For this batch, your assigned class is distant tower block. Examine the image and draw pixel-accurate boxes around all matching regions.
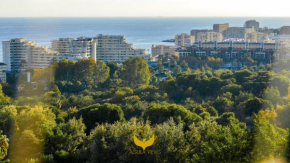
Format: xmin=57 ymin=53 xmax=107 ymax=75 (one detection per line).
xmin=92 ymin=40 xmax=97 ymax=61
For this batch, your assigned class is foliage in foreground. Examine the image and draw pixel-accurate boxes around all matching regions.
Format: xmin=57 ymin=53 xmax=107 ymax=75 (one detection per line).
xmin=1 ymin=57 xmax=290 ymax=162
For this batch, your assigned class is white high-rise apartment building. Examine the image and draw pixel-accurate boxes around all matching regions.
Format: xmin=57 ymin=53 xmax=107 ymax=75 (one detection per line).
xmin=2 ymin=38 xmax=59 ymax=73
xmin=175 ymin=33 xmax=194 ymax=47
xmin=51 ymin=37 xmax=97 ymax=61
xmin=94 ymin=34 xmax=151 ymax=62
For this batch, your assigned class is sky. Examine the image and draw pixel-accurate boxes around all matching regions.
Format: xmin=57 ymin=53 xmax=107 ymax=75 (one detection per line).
xmin=0 ymin=0 xmax=290 ymax=17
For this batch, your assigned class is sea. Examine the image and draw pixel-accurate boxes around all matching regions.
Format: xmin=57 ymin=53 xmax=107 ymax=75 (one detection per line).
xmin=1 ymin=17 xmax=290 ymax=60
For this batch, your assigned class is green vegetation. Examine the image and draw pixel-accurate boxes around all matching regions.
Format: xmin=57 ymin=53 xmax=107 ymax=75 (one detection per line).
xmin=1 ymin=56 xmax=290 ymax=162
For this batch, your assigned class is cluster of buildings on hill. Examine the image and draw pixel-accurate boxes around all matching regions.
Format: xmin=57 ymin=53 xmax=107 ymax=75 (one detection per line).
xmin=151 ymin=20 xmax=290 ymax=61
xmin=175 ymin=20 xmax=267 ymax=46
xmin=2 ymin=35 xmax=151 ymax=75
xmin=179 ymin=42 xmax=277 ymax=60
xmin=2 ymin=20 xmax=290 ymax=83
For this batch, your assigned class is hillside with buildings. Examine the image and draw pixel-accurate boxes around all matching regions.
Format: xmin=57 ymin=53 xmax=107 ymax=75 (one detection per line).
xmin=1 ymin=19 xmax=290 ymax=163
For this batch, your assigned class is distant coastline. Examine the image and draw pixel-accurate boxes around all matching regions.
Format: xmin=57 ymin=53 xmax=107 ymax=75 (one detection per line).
xmin=161 ymin=39 xmax=175 ymax=43
xmin=1 ymin=17 xmax=290 ymax=61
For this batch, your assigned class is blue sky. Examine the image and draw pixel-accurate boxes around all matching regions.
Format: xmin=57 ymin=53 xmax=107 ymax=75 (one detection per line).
xmin=0 ymin=0 xmax=289 ymax=17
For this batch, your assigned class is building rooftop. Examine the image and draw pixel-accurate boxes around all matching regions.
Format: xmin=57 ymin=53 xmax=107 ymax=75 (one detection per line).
xmin=194 ymin=41 xmax=276 ymax=45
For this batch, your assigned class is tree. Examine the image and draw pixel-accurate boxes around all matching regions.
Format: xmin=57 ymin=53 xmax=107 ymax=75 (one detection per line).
xmin=88 ymin=118 xmax=156 ymax=163
xmin=271 ymin=75 xmax=290 ymax=96
xmin=0 ymin=106 xmax=17 ymax=137
xmin=218 ymin=84 xmax=243 ymax=96
xmin=72 ymin=58 xmax=97 ymax=89
xmin=264 ymin=87 xmax=281 ymax=105
xmin=153 ymin=119 xmax=188 ymax=163
xmin=54 ymin=58 xmax=109 ymax=92
xmin=92 ymin=60 xmax=110 ymax=88
xmin=186 ymin=117 xmax=251 ymax=163
xmin=107 ymin=61 xmax=120 ymax=78
xmin=252 ymin=111 xmax=288 ymax=162
xmin=121 ymin=95 xmax=147 ymax=119
xmin=240 ymin=97 xmax=272 ymax=116
xmin=121 ymin=57 xmax=151 ymax=87
xmin=180 ymin=60 xmax=188 ymax=68
xmin=112 ymin=87 xmax=134 ymax=103
xmin=243 ymin=71 xmax=272 ymax=97
xmin=144 ymin=103 xmax=202 ymax=126
xmin=234 ymin=91 xmax=254 ymax=107
xmin=0 ymin=132 xmax=9 ymax=163
xmin=9 ymin=106 xmax=56 ymax=162
xmin=173 ymin=65 xmax=182 ymax=75
xmin=54 ymin=59 xmax=75 ymax=82
xmin=234 ymin=69 xmax=254 ymax=84
xmin=88 ymin=118 xmax=188 ymax=163
xmin=0 ymin=85 xmax=11 ymax=106
xmin=45 ymin=117 xmax=87 ymax=163
xmin=76 ymin=103 xmax=125 ymax=134
xmin=213 ymin=95 xmax=234 ymax=114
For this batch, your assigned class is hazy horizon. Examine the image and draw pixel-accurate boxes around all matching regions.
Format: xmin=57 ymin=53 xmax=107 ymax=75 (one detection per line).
xmin=1 ymin=0 xmax=290 ymax=17
xmin=1 ymin=16 xmax=290 ymax=18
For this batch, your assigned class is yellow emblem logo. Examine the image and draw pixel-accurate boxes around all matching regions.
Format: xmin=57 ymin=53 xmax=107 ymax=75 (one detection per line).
xmin=133 ymin=135 xmax=155 ymax=151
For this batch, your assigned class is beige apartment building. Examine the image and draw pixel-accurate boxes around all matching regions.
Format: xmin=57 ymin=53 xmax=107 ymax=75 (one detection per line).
xmin=175 ymin=33 xmax=194 ymax=47
xmin=223 ymin=27 xmax=245 ymax=39
xmin=197 ymin=31 xmax=223 ymax=42
xmin=94 ymin=34 xmax=151 ymax=63
xmin=151 ymin=45 xmax=176 ymax=56
xmin=223 ymin=26 xmax=263 ymax=41
xmin=2 ymin=38 xmax=59 ymax=72
xmin=280 ymin=26 xmax=290 ymax=35
xmin=190 ymin=29 xmax=212 ymax=42
xmin=213 ymin=23 xmax=229 ymax=33
xmin=245 ymin=32 xmax=269 ymax=42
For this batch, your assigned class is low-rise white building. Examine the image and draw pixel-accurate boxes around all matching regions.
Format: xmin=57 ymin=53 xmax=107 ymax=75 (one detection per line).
xmin=151 ymin=45 xmax=176 ymax=57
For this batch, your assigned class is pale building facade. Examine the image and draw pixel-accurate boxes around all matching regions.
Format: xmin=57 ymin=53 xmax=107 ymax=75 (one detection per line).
xmin=196 ymin=31 xmax=223 ymax=42
xmin=213 ymin=23 xmax=229 ymax=33
xmin=151 ymin=45 xmax=176 ymax=56
xmin=280 ymin=26 xmax=290 ymax=35
xmin=245 ymin=31 xmax=269 ymax=42
xmin=94 ymin=34 xmax=151 ymax=63
xmin=190 ymin=29 xmax=211 ymax=42
xmin=51 ymin=37 xmax=97 ymax=61
xmin=2 ymin=38 xmax=59 ymax=73
xmin=257 ymin=32 xmax=269 ymax=42
xmin=245 ymin=32 xmax=258 ymax=42
xmin=175 ymin=33 xmax=194 ymax=47
xmin=223 ymin=27 xmax=246 ymax=39
xmin=244 ymin=20 xmax=260 ymax=31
